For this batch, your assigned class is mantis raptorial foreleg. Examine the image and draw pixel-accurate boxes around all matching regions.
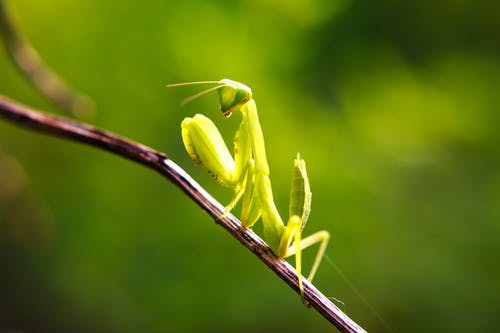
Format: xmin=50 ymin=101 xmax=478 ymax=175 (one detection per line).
xmin=168 ymin=79 xmax=330 ymax=298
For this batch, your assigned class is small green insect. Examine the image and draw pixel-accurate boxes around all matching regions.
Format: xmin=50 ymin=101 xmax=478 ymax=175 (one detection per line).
xmin=168 ymin=79 xmax=330 ymax=296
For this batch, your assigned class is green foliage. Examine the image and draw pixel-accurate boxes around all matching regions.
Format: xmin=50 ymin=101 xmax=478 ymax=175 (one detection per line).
xmin=1 ymin=0 xmax=499 ymax=332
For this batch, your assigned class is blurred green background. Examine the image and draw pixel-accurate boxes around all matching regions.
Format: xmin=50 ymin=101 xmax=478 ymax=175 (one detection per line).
xmin=1 ymin=0 xmax=499 ymax=332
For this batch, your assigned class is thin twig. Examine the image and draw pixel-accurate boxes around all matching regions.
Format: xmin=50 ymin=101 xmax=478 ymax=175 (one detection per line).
xmin=0 ymin=0 xmax=95 ymax=118
xmin=0 ymin=95 xmax=367 ymax=333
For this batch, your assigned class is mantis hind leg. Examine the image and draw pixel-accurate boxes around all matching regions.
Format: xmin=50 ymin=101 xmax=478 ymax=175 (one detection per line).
xmin=297 ymin=230 xmax=330 ymax=282
xmin=277 ymin=216 xmax=304 ymax=296
xmin=279 ymin=221 xmax=330 ymax=297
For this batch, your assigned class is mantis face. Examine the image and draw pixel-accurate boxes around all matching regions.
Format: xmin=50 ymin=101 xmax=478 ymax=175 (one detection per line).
xmin=217 ymin=79 xmax=252 ymax=117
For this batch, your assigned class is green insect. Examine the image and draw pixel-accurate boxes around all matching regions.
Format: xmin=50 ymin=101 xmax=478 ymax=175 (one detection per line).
xmin=168 ymin=79 xmax=330 ymax=296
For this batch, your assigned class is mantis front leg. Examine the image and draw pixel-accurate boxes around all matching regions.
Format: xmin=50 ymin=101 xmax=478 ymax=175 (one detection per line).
xmin=181 ymin=113 xmax=259 ymax=223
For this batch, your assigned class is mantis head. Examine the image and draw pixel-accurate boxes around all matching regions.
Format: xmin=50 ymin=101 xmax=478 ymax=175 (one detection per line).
xmin=217 ymin=79 xmax=252 ymax=117
xmin=167 ymin=79 xmax=253 ymax=118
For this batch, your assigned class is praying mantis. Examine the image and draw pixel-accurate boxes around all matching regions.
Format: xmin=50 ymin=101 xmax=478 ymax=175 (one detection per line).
xmin=168 ymin=79 xmax=330 ymax=297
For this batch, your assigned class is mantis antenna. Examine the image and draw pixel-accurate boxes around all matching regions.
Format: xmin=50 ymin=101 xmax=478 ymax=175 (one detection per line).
xmin=167 ymin=81 xmax=226 ymax=107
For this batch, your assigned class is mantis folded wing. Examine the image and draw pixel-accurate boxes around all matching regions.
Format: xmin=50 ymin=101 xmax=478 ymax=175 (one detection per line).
xmin=169 ymin=79 xmax=330 ymax=297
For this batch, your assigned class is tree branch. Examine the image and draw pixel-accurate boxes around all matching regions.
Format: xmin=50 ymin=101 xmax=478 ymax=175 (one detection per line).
xmin=0 ymin=95 xmax=367 ymax=333
xmin=0 ymin=0 xmax=94 ymax=118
